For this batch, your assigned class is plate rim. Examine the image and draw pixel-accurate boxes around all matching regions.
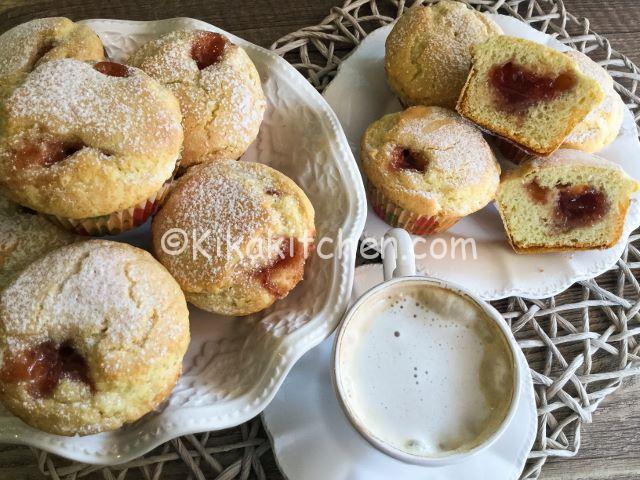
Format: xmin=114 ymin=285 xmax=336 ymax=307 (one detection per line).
xmin=0 ymin=16 xmax=367 ymax=465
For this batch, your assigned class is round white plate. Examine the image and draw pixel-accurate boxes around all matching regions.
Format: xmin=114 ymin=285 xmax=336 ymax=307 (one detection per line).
xmin=323 ymin=14 xmax=640 ymax=300
xmin=263 ymin=264 xmax=537 ymax=480
xmin=0 ymin=18 xmax=366 ymax=464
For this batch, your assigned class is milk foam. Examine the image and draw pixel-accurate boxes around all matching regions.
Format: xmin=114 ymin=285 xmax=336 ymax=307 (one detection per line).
xmin=338 ymin=283 xmax=515 ymax=458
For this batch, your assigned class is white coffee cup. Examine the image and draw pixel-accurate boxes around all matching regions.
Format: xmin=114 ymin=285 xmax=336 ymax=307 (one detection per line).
xmin=332 ymin=228 xmax=522 ymax=466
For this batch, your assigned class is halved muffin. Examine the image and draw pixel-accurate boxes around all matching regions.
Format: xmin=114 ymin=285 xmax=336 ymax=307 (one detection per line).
xmin=457 ymin=36 xmax=604 ymax=156
xmin=495 ymin=149 xmax=638 ymax=253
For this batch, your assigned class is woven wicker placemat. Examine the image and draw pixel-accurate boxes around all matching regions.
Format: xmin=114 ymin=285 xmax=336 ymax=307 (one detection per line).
xmin=31 ymin=1 xmax=640 ymax=479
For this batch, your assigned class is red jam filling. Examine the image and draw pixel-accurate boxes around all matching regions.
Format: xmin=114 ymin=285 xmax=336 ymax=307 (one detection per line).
xmin=14 ymin=140 xmax=82 ymax=169
xmin=256 ymin=238 xmax=307 ymax=298
xmin=191 ymin=32 xmax=227 ymax=70
xmin=555 ymin=185 xmax=609 ymax=229
xmin=524 ymin=180 xmax=609 ymax=230
xmin=94 ymin=61 xmax=130 ymax=77
xmin=0 ymin=341 xmax=94 ymax=398
xmin=489 ymin=61 xmax=576 ymax=112
xmin=390 ymin=147 xmax=428 ymax=173
xmin=525 ymin=180 xmax=552 ymax=204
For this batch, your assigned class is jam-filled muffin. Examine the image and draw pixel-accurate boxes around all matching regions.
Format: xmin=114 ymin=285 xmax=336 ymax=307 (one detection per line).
xmin=457 ymin=36 xmax=604 ymax=156
xmin=0 ymin=194 xmax=76 ymax=288
xmin=385 ymin=1 xmax=501 ymax=109
xmin=0 ymin=240 xmax=190 ymax=436
xmin=361 ymin=106 xmax=500 ymax=235
xmin=0 ymin=58 xmax=183 ymax=235
xmin=496 ymin=149 xmax=638 ymax=253
xmin=152 ymin=160 xmax=315 ymax=316
xmin=0 ymin=17 xmax=104 ymax=99
xmin=128 ymin=30 xmax=266 ymax=168
xmin=498 ymin=50 xmax=626 ymax=163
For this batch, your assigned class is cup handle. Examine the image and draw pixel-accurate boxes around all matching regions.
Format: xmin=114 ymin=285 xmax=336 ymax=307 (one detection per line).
xmin=382 ymin=228 xmax=416 ymax=281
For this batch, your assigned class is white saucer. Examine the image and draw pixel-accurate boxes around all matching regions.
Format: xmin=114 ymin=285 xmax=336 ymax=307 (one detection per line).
xmin=263 ymin=264 xmax=537 ymax=480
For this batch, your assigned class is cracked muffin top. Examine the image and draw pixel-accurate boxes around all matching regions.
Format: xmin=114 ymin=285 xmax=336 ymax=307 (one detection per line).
xmin=0 ymin=240 xmax=190 ymax=436
xmin=128 ymin=30 xmax=266 ymax=168
xmin=0 ymin=58 xmax=183 ymax=219
xmin=360 ymin=106 xmax=500 ymax=218
xmin=0 ymin=17 xmax=104 ymax=100
xmin=385 ymin=1 xmax=501 ymax=109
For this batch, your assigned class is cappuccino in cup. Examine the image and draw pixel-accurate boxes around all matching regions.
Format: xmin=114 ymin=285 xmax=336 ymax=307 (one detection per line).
xmin=335 ymin=280 xmax=517 ymax=461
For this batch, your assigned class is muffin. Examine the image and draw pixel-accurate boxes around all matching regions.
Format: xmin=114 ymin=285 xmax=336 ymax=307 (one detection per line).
xmin=497 ymin=50 xmax=626 ymax=163
xmin=563 ymin=50 xmax=625 ymax=153
xmin=152 ymin=160 xmax=315 ymax=316
xmin=0 ymin=58 xmax=183 ymax=235
xmin=496 ymin=149 xmax=638 ymax=253
xmin=0 ymin=17 xmax=104 ymax=99
xmin=385 ymin=1 xmax=501 ymax=109
xmin=361 ymin=106 xmax=500 ymax=234
xmin=457 ymin=36 xmax=604 ymax=156
xmin=0 ymin=193 xmax=76 ymax=288
xmin=128 ymin=30 xmax=266 ymax=168
xmin=0 ymin=240 xmax=190 ymax=436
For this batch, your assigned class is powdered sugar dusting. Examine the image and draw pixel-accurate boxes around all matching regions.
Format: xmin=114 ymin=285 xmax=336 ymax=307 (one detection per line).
xmin=387 ymin=107 xmax=497 ymax=189
xmin=198 ymin=61 xmax=264 ymax=136
xmin=565 ymin=50 xmax=624 ymax=146
xmin=0 ymin=240 xmax=186 ymax=356
xmin=0 ymin=18 xmax=64 ymax=77
xmin=384 ymin=1 xmax=501 ymax=108
xmin=0 ymin=240 xmax=189 ymax=435
xmin=128 ymin=30 xmax=266 ymax=164
xmin=362 ymin=106 xmax=500 ymax=216
xmin=128 ymin=30 xmax=201 ymax=83
xmin=5 ymin=59 xmax=181 ymax=155
xmin=156 ymin=161 xmax=273 ymax=284
xmin=0 ymin=194 xmax=76 ymax=287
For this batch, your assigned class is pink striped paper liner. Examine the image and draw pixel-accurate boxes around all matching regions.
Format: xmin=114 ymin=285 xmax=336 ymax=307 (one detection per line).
xmin=47 ymin=166 xmax=178 ymax=236
xmin=366 ymin=180 xmax=460 ymax=235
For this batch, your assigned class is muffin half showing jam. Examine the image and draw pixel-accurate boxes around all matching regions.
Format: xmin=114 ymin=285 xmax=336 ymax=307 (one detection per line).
xmin=457 ymin=36 xmax=604 ymax=156
xmin=495 ymin=149 xmax=638 ymax=253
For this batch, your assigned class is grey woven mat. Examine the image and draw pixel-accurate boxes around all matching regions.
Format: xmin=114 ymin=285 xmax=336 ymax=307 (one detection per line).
xmin=32 ymin=1 xmax=640 ymax=479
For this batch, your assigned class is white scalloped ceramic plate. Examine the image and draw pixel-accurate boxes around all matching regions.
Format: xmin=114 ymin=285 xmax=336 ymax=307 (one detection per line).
xmin=0 ymin=18 xmax=366 ymax=464
xmin=263 ymin=264 xmax=537 ymax=480
xmin=323 ymin=15 xmax=640 ymax=300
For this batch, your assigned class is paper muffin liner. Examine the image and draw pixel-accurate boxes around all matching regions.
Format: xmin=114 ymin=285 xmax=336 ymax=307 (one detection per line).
xmin=47 ymin=173 xmax=176 ymax=236
xmin=366 ymin=180 xmax=460 ymax=235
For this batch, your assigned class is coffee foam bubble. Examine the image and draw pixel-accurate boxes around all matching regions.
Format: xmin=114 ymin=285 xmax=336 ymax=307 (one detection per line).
xmin=338 ymin=282 xmax=515 ymax=458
